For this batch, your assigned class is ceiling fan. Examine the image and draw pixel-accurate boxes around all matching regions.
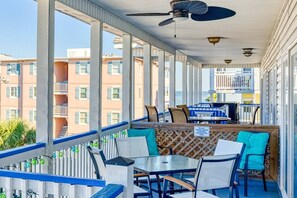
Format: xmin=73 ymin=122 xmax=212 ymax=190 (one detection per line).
xmin=126 ymin=0 xmax=236 ymax=26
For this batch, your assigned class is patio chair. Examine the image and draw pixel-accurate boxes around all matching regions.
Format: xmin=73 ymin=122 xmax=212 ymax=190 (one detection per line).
xmin=115 ymin=136 xmax=150 ymax=158
xmin=87 ymin=146 xmax=151 ymax=198
xmin=168 ymin=107 xmax=188 ymax=123
xmin=162 ymin=154 xmax=241 ymax=198
xmin=176 ymin=104 xmax=190 ymax=118
xmin=236 ymin=131 xmax=270 ymax=196
xmin=145 ymin=105 xmax=159 ymax=122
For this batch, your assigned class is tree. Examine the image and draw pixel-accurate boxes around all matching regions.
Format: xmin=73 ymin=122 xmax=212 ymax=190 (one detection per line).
xmin=0 ymin=119 xmax=36 ymax=150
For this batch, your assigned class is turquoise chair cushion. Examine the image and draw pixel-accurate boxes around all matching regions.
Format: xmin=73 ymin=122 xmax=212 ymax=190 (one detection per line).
xmin=128 ymin=128 xmax=159 ymax=156
xmin=237 ymin=131 xmax=269 ymax=170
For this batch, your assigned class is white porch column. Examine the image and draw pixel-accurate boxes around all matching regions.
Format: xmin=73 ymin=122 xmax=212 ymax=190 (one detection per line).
xmin=158 ymin=50 xmax=165 ymax=114
xmin=89 ymin=21 xmax=102 ymax=132
xmin=169 ymin=54 xmax=176 ymax=107
xmin=188 ymin=64 xmax=193 ymax=105
xmin=36 ymin=0 xmax=55 ymax=174
xmin=122 ymin=34 xmax=132 ymax=122
xmin=143 ymin=43 xmax=151 ymax=106
xmin=193 ymin=66 xmax=198 ymax=104
xmin=198 ymin=67 xmax=202 ymax=102
xmin=182 ymin=61 xmax=187 ymax=104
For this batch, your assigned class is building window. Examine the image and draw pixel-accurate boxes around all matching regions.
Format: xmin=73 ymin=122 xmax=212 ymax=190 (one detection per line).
xmin=75 ymin=112 xmax=88 ymax=125
xmin=75 ymin=61 xmax=90 ymax=75
xmin=107 ymin=61 xmax=122 ymax=75
xmin=7 ymin=63 xmax=20 ymax=75
xmin=7 ymin=86 xmax=20 ymax=98
xmin=29 ymin=110 xmax=37 ymax=122
xmin=29 ymin=86 xmax=37 ymax=99
xmin=107 ymin=112 xmax=121 ymax=125
xmin=6 ymin=109 xmax=19 ymax=120
xmin=30 ymin=62 xmax=37 ymax=75
xmin=107 ymin=87 xmax=122 ymax=100
xmin=75 ymin=87 xmax=89 ymax=99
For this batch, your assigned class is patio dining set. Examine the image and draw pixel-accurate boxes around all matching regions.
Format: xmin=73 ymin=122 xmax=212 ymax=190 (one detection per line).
xmin=88 ymin=127 xmax=270 ymax=198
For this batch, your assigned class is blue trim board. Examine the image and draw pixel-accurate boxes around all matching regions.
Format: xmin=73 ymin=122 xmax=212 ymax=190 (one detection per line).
xmin=54 ymin=130 xmax=97 ymax=145
xmin=132 ymin=116 xmax=148 ymax=122
xmin=0 ymin=170 xmax=105 ymax=187
xmin=0 ymin=142 xmax=45 ymax=158
xmin=102 ymin=121 xmax=129 ymax=132
xmin=91 ymin=184 xmax=123 ymax=198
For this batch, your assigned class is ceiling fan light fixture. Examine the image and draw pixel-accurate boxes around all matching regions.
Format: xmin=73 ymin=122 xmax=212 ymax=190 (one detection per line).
xmin=243 ymin=52 xmax=253 ymax=57
xmin=207 ymin=37 xmax=221 ymax=45
xmin=243 ymin=48 xmax=253 ymax=53
xmin=224 ymin=59 xmax=232 ymax=64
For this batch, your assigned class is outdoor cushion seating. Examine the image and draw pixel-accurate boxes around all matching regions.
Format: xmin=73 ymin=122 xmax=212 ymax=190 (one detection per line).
xmin=236 ymin=131 xmax=270 ymax=196
xmin=163 ymin=154 xmax=241 ymax=198
xmin=176 ymin=104 xmax=190 ymax=118
xmin=145 ymin=105 xmax=159 ymax=122
xmin=87 ymin=146 xmax=151 ymax=197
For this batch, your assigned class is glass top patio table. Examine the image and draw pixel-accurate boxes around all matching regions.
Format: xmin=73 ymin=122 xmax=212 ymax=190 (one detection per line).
xmin=132 ymin=155 xmax=198 ymax=175
xmin=188 ymin=116 xmax=231 ymax=123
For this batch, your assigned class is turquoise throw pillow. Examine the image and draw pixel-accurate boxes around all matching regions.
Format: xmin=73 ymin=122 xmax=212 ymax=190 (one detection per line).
xmin=237 ymin=131 xmax=269 ymax=170
xmin=128 ymin=128 xmax=159 ymax=156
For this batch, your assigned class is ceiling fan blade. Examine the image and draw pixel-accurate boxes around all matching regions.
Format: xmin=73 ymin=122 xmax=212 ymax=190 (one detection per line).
xmin=159 ymin=18 xmax=174 ymax=26
xmin=191 ymin=6 xmax=236 ymax=21
xmin=126 ymin=13 xmax=170 ymax=16
xmin=173 ymin=1 xmax=208 ymax=15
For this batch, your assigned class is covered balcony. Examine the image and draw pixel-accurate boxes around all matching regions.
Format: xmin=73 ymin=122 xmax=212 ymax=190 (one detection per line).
xmin=0 ymin=0 xmax=294 ymax=197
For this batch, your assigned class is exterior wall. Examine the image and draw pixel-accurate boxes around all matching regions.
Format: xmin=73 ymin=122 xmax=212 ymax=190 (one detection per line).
xmin=133 ymin=58 xmax=144 ymax=119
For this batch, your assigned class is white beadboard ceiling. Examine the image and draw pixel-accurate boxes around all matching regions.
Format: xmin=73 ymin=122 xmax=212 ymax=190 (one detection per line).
xmin=88 ymin=0 xmax=284 ymax=65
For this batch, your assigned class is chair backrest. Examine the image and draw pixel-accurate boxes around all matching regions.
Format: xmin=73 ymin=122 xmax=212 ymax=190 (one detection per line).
xmin=169 ymin=107 xmax=188 ymax=123
xmin=193 ymin=154 xmax=241 ymax=194
xmin=145 ymin=105 xmax=159 ymax=122
xmin=236 ymin=131 xmax=270 ymax=170
xmin=250 ymin=106 xmax=260 ymax=125
xmin=115 ymin=137 xmax=150 ymax=158
xmin=214 ymin=139 xmax=245 ymax=156
xmin=176 ymin=104 xmax=190 ymax=118
xmin=87 ymin=146 xmax=107 ymax=179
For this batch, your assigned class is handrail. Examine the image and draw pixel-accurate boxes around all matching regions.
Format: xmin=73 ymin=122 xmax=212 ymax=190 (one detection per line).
xmin=102 ymin=121 xmax=129 ymax=132
xmin=0 ymin=169 xmax=105 ymax=187
xmin=0 ymin=142 xmax=45 ymax=158
xmin=91 ymin=184 xmax=124 ymax=198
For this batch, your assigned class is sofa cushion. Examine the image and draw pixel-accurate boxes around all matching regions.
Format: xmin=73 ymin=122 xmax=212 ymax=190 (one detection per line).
xmin=128 ymin=128 xmax=159 ymax=156
xmin=237 ymin=131 xmax=269 ymax=170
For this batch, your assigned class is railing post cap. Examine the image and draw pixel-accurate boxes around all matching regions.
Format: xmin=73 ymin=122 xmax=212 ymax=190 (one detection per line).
xmin=106 ymin=156 xmax=134 ymax=167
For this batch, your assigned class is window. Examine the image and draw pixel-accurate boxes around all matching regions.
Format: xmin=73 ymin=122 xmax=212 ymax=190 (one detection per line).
xmin=6 ymin=109 xmax=19 ymax=120
xmin=30 ymin=62 xmax=37 ymax=75
xmin=29 ymin=110 xmax=36 ymax=122
xmin=75 ymin=61 xmax=90 ymax=75
xmin=7 ymin=63 xmax=20 ymax=75
xmin=107 ymin=61 xmax=122 ymax=75
xmin=29 ymin=86 xmax=37 ymax=99
xmin=7 ymin=86 xmax=20 ymax=98
xmin=107 ymin=87 xmax=122 ymax=100
xmin=75 ymin=87 xmax=89 ymax=99
xmin=107 ymin=112 xmax=121 ymax=125
xmin=75 ymin=112 xmax=88 ymax=125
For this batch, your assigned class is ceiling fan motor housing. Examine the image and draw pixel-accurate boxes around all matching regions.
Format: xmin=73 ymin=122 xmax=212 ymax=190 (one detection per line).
xmin=173 ymin=10 xmax=189 ymax=19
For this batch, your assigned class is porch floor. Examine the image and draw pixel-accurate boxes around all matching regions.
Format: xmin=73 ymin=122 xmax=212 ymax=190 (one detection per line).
xmin=149 ymin=178 xmax=281 ymax=198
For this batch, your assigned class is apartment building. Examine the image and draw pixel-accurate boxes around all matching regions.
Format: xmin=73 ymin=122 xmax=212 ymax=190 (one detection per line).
xmin=0 ymin=49 xmax=168 ymax=137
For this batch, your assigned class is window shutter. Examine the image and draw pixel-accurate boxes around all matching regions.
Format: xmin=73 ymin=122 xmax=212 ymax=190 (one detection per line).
xmin=87 ymin=88 xmax=90 ymax=99
xmin=75 ymin=87 xmax=79 ymax=99
xmin=75 ymin=62 xmax=80 ymax=75
xmin=6 ymin=110 xmax=10 ymax=120
xmin=7 ymin=64 xmax=10 ymax=75
xmin=29 ymin=87 xmax=33 ymax=98
xmin=107 ymin=87 xmax=112 ymax=100
xmin=30 ymin=64 xmax=33 ymax=75
xmin=86 ymin=113 xmax=89 ymax=124
xmin=6 ymin=87 xmax=10 ymax=98
xmin=17 ymin=64 xmax=20 ymax=75
xmin=17 ymin=86 xmax=20 ymax=98
xmin=108 ymin=62 xmax=112 ymax=74
xmin=107 ymin=113 xmax=111 ymax=125
xmin=119 ymin=113 xmax=122 ymax=122
xmin=16 ymin=109 xmax=20 ymax=118
xmin=119 ymin=88 xmax=122 ymax=99
xmin=29 ymin=110 xmax=33 ymax=122
xmin=87 ymin=62 xmax=90 ymax=74
xmin=75 ymin=112 xmax=79 ymax=124
xmin=119 ymin=62 xmax=123 ymax=74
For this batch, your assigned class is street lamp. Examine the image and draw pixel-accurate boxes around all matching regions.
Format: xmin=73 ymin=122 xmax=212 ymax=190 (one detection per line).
xmin=0 ymin=76 xmax=9 ymax=121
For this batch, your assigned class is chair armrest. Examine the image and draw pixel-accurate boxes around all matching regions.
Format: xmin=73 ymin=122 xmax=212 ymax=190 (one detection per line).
xmin=134 ymin=173 xmax=148 ymax=178
xmin=157 ymin=145 xmax=173 ymax=155
xmin=163 ymin=176 xmax=195 ymax=191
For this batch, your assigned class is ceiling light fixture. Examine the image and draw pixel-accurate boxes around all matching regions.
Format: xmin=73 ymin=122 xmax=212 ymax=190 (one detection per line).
xmin=224 ymin=59 xmax=232 ymax=64
xmin=207 ymin=37 xmax=221 ymax=45
xmin=243 ymin=52 xmax=253 ymax=57
xmin=243 ymin=48 xmax=253 ymax=57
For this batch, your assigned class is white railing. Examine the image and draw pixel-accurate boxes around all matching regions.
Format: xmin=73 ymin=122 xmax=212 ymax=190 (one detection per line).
xmin=215 ymin=71 xmax=253 ymax=93
xmin=239 ymin=104 xmax=261 ymax=124
xmin=54 ymin=82 xmax=68 ymax=94
xmin=54 ymin=105 xmax=68 ymax=117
